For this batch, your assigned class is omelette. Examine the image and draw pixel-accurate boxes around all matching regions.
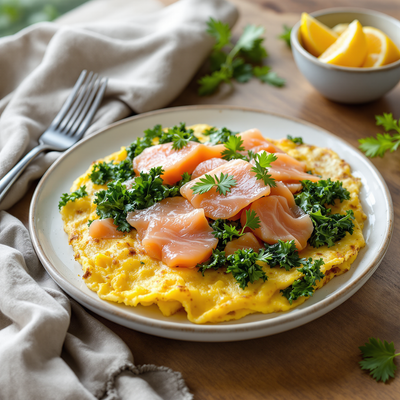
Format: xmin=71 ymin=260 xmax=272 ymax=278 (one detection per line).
xmin=60 ymin=124 xmax=366 ymax=324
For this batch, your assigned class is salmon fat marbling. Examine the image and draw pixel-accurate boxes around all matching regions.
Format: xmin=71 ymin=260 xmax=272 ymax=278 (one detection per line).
xmin=60 ymin=124 xmax=366 ymax=324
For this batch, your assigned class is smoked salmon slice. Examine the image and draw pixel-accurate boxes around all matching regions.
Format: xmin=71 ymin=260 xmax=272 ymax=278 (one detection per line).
xmin=142 ymin=209 xmax=218 ymax=268
xmin=224 ymin=232 xmax=263 ymax=256
xmin=243 ymin=195 xmax=313 ymax=251
xmin=255 ymin=151 xmax=320 ymax=183
xmin=126 ymin=197 xmax=194 ymax=239
xmin=133 ymin=141 xmax=224 ymax=185
xmin=180 ymin=159 xmax=271 ymax=220
xmin=191 ymin=158 xmax=228 ymax=180
xmin=239 ymin=129 xmax=285 ymax=153
xmin=269 ymin=181 xmax=296 ymax=208
xmin=89 ymin=218 xmax=125 ymax=239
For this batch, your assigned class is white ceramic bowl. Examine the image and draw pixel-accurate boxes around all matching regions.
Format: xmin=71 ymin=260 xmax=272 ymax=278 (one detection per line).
xmin=291 ymin=8 xmax=400 ymax=104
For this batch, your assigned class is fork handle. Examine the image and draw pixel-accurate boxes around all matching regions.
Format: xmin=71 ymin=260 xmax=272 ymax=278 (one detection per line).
xmin=0 ymin=144 xmax=50 ymax=205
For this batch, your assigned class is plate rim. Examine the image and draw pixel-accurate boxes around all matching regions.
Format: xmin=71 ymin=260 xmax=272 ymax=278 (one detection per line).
xmin=29 ymin=105 xmax=394 ymax=337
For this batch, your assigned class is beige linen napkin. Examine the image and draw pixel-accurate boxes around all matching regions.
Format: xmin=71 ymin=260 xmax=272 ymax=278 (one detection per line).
xmin=0 ymin=0 xmax=238 ymax=399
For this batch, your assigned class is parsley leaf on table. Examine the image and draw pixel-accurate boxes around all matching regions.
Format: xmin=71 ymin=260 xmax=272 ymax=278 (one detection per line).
xmin=359 ymin=338 xmax=400 ymax=382
xmin=191 ymin=172 xmax=237 ymax=196
xmin=250 ymin=152 xmax=277 ymax=186
xmin=253 ymin=67 xmax=285 ymax=87
xmin=359 ymin=113 xmax=400 ymax=158
xmin=89 ymin=159 xmax=134 ymax=186
xmin=287 ymin=135 xmax=303 ymax=145
xmin=58 ymin=185 xmax=88 ymax=210
xmin=199 ymin=18 xmax=284 ymax=95
xmin=203 ymin=126 xmax=238 ymax=145
xmin=278 ymin=25 xmax=292 ymax=48
xmin=281 ymin=257 xmax=325 ymax=304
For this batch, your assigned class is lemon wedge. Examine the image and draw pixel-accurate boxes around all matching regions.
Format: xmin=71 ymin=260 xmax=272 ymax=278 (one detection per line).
xmin=300 ymin=13 xmax=338 ymax=57
xmin=332 ymin=23 xmax=349 ymax=35
xmin=362 ymin=26 xmax=400 ymax=67
xmin=319 ymin=20 xmax=368 ymax=67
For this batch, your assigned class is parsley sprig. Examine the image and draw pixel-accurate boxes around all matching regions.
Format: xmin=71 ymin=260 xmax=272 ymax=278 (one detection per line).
xmin=59 ymin=185 xmax=88 ymax=210
xmin=93 ymin=167 xmax=188 ymax=232
xmin=198 ymin=18 xmax=285 ymax=95
xmin=126 ymin=124 xmax=162 ymax=159
xmin=191 ymin=172 xmax=237 ymax=196
xmin=359 ymin=113 xmax=400 ymax=157
xmin=295 ymin=179 xmax=355 ymax=248
xmin=359 ymin=338 xmax=400 ymax=382
xmin=158 ymin=123 xmax=200 ymax=150
xmin=221 ymin=135 xmax=246 ymax=160
xmin=250 ymin=152 xmax=277 ymax=186
xmin=278 ymin=25 xmax=292 ymax=48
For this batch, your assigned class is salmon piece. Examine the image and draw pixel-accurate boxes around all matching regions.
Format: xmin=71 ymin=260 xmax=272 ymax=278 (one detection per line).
xmin=269 ymin=182 xmax=296 ymax=207
xmin=255 ymin=151 xmax=320 ymax=183
xmin=239 ymin=129 xmax=285 ymax=153
xmin=126 ymin=197 xmax=194 ymax=240
xmin=180 ymin=159 xmax=271 ymax=220
xmin=286 ymin=183 xmax=303 ymax=194
xmin=133 ymin=141 xmax=224 ymax=185
xmin=191 ymin=158 xmax=228 ymax=180
xmin=89 ymin=218 xmax=125 ymax=239
xmin=243 ymin=196 xmax=313 ymax=251
xmin=142 ymin=209 xmax=218 ymax=268
xmin=224 ymin=232 xmax=263 ymax=256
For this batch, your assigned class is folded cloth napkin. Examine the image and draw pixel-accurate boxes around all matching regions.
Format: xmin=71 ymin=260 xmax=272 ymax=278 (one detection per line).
xmin=0 ymin=0 xmax=238 ymax=399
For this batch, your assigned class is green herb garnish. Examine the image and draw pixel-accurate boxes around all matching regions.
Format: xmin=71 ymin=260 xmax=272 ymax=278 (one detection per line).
xmin=264 ymin=240 xmax=303 ymax=271
xmin=359 ymin=113 xmax=400 ymax=157
xmin=89 ymin=159 xmax=134 ymax=186
xmin=203 ymin=126 xmax=238 ymax=145
xmin=250 ymin=151 xmax=277 ymax=186
xmin=126 ymin=124 xmax=162 ymax=159
xmin=281 ymin=257 xmax=325 ymax=304
xmin=198 ymin=18 xmax=284 ymax=95
xmin=278 ymin=25 xmax=292 ymax=48
xmin=58 ymin=185 xmax=88 ymax=210
xmin=359 ymin=338 xmax=399 ymax=382
xmin=191 ymin=172 xmax=237 ymax=196
xmin=287 ymin=135 xmax=303 ymax=145
xmin=158 ymin=123 xmax=200 ymax=150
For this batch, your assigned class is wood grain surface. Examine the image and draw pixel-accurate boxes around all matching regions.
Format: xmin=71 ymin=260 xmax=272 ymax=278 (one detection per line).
xmin=8 ymin=0 xmax=400 ymax=399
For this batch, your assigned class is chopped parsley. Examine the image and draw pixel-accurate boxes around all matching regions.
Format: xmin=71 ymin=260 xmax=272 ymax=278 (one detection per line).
xmin=264 ymin=240 xmax=303 ymax=271
xmin=295 ymin=179 xmax=355 ymax=248
xmin=89 ymin=159 xmax=134 ymax=186
xmin=281 ymin=257 xmax=325 ymax=304
xmin=359 ymin=338 xmax=400 ymax=382
xmin=287 ymin=135 xmax=303 ymax=145
xmin=203 ymin=126 xmax=238 ymax=145
xmin=58 ymin=185 xmax=88 ymax=210
xmin=191 ymin=172 xmax=237 ymax=196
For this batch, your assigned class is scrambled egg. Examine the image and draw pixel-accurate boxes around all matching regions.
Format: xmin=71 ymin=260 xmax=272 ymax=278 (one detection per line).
xmin=60 ymin=125 xmax=366 ymax=324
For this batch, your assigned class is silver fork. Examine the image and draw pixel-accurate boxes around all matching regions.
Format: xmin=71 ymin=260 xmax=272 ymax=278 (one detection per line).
xmin=0 ymin=70 xmax=108 ymax=204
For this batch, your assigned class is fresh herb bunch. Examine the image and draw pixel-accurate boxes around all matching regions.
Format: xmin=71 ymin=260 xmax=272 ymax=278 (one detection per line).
xmin=93 ymin=167 xmax=187 ymax=232
xmin=359 ymin=113 xmax=400 ymax=158
xmin=295 ymin=179 xmax=355 ymax=248
xmin=359 ymin=338 xmax=400 ymax=382
xmin=287 ymin=135 xmax=303 ymax=145
xmin=191 ymin=172 xmax=237 ymax=196
xmin=281 ymin=257 xmax=325 ymax=304
xmin=203 ymin=126 xmax=238 ymax=145
xmin=211 ymin=210 xmax=261 ymax=249
xmin=198 ymin=18 xmax=285 ymax=95
xmin=278 ymin=25 xmax=292 ymax=48
xmin=58 ymin=185 xmax=88 ymax=210
xmin=89 ymin=159 xmax=134 ymax=186
xmin=158 ymin=123 xmax=200 ymax=150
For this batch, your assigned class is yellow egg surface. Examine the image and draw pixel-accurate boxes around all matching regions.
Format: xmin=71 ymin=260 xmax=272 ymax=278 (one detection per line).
xmin=60 ymin=125 xmax=366 ymax=324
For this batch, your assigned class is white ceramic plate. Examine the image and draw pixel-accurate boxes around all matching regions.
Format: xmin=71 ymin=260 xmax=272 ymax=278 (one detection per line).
xmin=30 ymin=106 xmax=393 ymax=342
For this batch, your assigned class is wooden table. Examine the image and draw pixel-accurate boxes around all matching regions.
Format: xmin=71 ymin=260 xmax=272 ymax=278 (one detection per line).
xmin=9 ymin=0 xmax=400 ymax=398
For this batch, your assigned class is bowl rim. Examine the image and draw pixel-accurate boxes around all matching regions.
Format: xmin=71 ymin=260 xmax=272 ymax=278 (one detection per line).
xmin=291 ymin=7 xmax=400 ymax=72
